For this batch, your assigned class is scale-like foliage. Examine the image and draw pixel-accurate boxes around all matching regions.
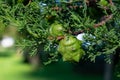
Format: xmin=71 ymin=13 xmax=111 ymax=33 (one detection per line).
xmin=0 ymin=0 xmax=120 ymax=67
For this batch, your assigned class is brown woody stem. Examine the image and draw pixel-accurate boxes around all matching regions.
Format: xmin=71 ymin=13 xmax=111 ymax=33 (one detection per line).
xmin=72 ymin=14 xmax=113 ymax=35
xmin=94 ymin=14 xmax=113 ymax=28
xmin=108 ymin=0 xmax=114 ymax=5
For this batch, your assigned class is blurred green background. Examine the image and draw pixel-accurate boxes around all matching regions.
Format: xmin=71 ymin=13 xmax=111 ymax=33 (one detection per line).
xmin=0 ymin=47 xmax=103 ymax=80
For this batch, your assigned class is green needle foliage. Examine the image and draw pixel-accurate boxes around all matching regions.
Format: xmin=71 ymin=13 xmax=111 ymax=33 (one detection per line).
xmin=0 ymin=0 xmax=120 ymax=67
